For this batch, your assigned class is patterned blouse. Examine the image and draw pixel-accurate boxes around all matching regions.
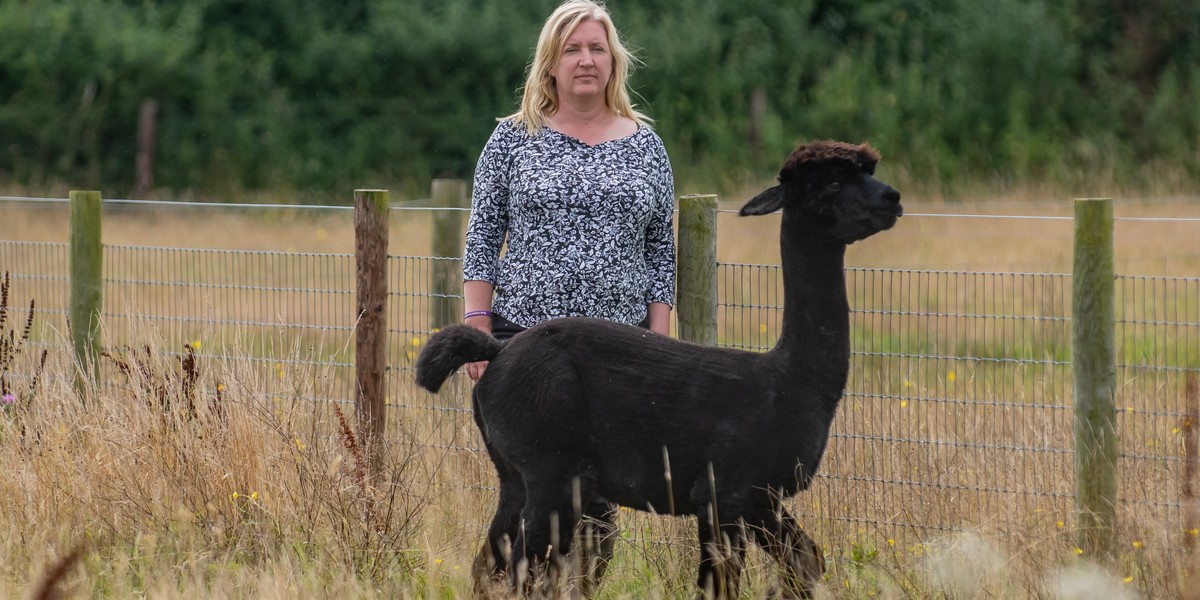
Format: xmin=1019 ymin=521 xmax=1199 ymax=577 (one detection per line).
xmin=463 ymin=120 xmax=676 ymax=328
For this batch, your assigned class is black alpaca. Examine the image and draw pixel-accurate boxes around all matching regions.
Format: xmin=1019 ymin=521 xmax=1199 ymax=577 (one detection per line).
xmin=416 ymin=141 xmax=902 ymax=598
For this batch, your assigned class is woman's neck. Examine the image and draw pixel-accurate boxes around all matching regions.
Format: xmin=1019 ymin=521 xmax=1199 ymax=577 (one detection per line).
xmin=548 ymin=106 xmax=634 ymax=145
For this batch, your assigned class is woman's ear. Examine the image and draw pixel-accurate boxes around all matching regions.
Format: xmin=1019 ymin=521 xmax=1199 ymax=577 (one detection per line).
xmin=739 ymin=185 xmax=787 ymax=216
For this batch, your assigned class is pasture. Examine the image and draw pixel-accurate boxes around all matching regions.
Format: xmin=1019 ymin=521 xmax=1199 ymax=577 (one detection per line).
xmin=1 ymin=190 xmax=1198 ymax=598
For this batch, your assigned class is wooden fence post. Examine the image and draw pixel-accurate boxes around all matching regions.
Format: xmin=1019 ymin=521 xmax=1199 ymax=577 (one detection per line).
xmin=354 ymin=189 xmax=389 ymax=474
xmin=677 ymin=194 xmax=717 ymax=345
xmin=69 ymin=190 xmax=102 ymax=397
xmin=430 ymin=179 xmax=466 ymax=330
xmin=1072 ymin=197 xmax=1117 ymax=558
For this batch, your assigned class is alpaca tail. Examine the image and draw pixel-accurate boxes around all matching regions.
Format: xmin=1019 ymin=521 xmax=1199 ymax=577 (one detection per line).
xmin=414 ymin=325 xmax=503 ymax=393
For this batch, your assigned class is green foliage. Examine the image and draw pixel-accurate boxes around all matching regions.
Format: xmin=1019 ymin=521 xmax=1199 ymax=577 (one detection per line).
xmin=0 ymin=0 xmax=1197 ymax=198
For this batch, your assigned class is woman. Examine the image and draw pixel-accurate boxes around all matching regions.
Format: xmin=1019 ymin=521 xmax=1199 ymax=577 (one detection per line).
xmin=461 ymin=0 xmax=676 ymax=381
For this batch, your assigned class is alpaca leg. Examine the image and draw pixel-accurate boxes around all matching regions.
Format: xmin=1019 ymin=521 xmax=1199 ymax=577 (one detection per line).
xmin=473 ymin=469 xmax=526 ymax=597
xmin=750 ymin=504 xmax=825 ymax=599
xmin=695 ymin=506 xmax=748 ymax=600
xmin=472 ymin=413 xmax=527 ymax=597
xmin=575 ymin=499 xmax=618 ymax=598
xmin=516 ymin=474 xmax=591 ymax=594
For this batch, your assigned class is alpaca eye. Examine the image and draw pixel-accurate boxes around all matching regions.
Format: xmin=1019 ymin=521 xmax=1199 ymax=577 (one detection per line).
xmin=827 ymin=182 xmax=842 ymax=191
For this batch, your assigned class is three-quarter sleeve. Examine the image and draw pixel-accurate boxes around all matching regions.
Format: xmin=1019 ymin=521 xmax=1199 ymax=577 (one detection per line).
xmin=462 ymin=124 xmax=515 ymax=283
xmin=644 ymin=135 xmax=676 ymax=306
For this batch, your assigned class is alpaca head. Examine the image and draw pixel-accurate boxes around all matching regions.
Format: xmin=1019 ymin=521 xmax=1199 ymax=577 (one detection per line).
xmin=739 ymin=140 xmax=903 ymax=244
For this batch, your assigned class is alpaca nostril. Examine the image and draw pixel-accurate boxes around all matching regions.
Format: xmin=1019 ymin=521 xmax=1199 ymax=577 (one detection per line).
xmin=884 ymin=187 xmax=901 ymax=204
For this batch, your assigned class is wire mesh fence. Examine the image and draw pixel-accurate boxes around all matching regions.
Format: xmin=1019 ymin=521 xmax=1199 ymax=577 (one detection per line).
xmin=2 ymin=197 xmax=1199 ymax=590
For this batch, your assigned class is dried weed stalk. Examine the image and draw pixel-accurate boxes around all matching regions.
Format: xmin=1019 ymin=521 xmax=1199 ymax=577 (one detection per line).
xmin=101 ymin=343 xmax=224 ymax=427
xmin=0 ymin=270 xmax=49 ymax=403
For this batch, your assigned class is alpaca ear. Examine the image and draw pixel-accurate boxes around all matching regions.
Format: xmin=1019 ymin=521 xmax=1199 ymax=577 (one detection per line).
xmin=739 ymin=185 xmax=787 ymax=216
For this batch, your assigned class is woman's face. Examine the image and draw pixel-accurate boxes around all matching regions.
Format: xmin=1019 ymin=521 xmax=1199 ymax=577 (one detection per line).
xmin=552 ymin=19 xmax=612 ymax=105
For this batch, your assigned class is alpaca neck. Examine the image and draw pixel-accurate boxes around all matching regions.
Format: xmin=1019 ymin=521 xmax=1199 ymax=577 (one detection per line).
xmin=771 ymin=214 xmax=851 ymax=402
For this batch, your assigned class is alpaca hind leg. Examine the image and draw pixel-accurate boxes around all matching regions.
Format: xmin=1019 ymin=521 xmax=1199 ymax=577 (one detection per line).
xmin=474 ymin=451 xmax=526 ymax=596
xmin=751 ymin=505 xmax=825 ymax=599
xmin=516 ymin=475 xmax=589 ymax=596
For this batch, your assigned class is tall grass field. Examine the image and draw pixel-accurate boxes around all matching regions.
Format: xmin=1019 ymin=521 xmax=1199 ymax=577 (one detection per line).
xmin=1 ymin=191 xmax=1199 ymax=598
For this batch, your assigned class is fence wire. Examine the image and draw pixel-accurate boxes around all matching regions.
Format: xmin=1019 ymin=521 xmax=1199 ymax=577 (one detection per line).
xmin=2 ymin=199 xmax=1199 ymax=591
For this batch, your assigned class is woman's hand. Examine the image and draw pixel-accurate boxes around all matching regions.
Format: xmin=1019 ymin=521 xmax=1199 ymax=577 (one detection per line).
xmin=465 ymin=361 xmax=488 ymax=381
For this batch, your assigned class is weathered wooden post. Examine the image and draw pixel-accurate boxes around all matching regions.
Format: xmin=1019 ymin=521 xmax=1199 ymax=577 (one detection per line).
xmin=1072 ymin=197 xmax=1117 ymax=558
xmin=430 ymin=179 xmax=467 ymax=330
xmin=69 ymin=190 xmax=102 ymax=397
xmin=354 ymin=189 xmax=389 ymax=474
xmin=677 ymin=194 xmax=717 ymax=345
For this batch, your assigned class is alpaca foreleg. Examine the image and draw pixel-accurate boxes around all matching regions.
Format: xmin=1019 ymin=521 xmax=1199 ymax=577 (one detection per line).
xmin=752 ymin=505 xmax=825 ymax=599
xmin=574 ymin=500 xmax=618 ymax=598
xmin=696 ymin=506 xmax=748 ymax=600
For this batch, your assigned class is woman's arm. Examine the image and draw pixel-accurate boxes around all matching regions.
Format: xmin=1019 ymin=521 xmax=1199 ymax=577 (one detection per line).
xmin=644 ymin=133 xmax=677 ymax=335
xmin=463 ymin=280 xmax=495 ymax=335
xmin=646 ymin=301 xmax=672 ymax=336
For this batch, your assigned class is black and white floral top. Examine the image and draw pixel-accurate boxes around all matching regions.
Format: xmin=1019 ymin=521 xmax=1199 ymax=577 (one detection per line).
xmin=463 ymin=120 xmax=676 ymax=328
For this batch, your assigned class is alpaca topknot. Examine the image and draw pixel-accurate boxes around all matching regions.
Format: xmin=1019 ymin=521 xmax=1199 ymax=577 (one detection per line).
xmin=778 ymin=140 xmax=880 ymax=182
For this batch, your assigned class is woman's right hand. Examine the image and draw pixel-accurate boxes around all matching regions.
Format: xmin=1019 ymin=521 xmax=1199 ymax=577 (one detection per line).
xmin=465 ymin=361 xmax=488 ymax=381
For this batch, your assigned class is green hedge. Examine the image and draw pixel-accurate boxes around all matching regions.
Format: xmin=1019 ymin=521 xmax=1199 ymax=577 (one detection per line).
xmin=1 ymin=0 xmax=1197 ymax=199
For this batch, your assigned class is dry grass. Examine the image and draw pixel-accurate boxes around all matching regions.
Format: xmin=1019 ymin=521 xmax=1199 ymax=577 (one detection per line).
xmin=0 ymin=326 xmax=442 ymax=598
xmin=11 ymin=354 xmax=1189 ymax=599
xmin=2 ymin=188 xmax=1199 ymax=597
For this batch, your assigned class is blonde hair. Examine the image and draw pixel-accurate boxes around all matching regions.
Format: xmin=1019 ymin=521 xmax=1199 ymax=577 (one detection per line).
xmin=506 ymin=0 xmax=650 ymax=134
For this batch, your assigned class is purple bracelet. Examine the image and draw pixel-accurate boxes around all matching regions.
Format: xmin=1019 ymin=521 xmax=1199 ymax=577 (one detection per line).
xmin=464 ymin=309 xmax=493 ymax=320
